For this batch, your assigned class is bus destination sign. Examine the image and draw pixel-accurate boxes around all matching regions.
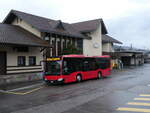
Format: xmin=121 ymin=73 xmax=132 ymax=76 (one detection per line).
xmin=46 ymin=57 xmax=61 ymax=61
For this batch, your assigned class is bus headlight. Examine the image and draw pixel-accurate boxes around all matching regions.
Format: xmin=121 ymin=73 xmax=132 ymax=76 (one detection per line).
xmin=58 ymin=78 xmax=63 ymax=81
xmin=44 ymin=78 xmax=47 ymax=81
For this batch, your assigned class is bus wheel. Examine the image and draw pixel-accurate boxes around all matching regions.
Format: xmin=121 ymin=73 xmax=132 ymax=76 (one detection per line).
xmin=76 ymin=75 xmax=82 ymax=82
xmin=98 ymin=72 xmax=102 ymax=79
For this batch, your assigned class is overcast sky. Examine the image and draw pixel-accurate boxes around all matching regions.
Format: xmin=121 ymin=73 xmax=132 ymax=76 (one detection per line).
xmin=1 ymin=0 xmax=150 ymax=49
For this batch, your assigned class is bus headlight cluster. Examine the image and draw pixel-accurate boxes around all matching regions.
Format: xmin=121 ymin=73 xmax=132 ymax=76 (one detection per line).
xmin=58 ymin=78 xmax=63 ymax=81
xmin=44 ymin=78 xmax=47 ymax=81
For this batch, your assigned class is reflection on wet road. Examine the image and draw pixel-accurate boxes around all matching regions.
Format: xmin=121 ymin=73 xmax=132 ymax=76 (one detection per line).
xmin=1 ymin=64 xmax=150 ymax=113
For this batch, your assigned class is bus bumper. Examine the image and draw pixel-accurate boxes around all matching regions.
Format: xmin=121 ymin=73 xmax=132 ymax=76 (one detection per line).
xmin=44 ymin=78 xmax=64 ymax=84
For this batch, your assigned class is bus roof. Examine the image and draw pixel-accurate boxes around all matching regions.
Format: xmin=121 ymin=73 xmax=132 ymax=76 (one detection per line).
xmin=62 ymin=54 xmax=110 ymax=58
xmin=94 ymin=55 xmax=110 ymax=58
xmin=62 ymin=54 xmax=85 ymax=58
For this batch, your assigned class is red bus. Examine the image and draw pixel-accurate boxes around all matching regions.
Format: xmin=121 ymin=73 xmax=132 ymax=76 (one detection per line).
xmin=43 ymin=55 xmax=111 ymax=84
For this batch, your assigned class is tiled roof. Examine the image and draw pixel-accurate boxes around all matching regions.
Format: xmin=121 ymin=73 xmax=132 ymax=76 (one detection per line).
xmin=3 ymin=10 xmax=87 ymax=39
xmin=114 ymin=45 xmax=144 ymax=53
xmin=102 ymin=35 xmax=122 ymax=44
xmin=0 ymin=23 xmax=49 ymax=47
xmin=71 ymin=19 xmax=108 ymax=34
xmin=3 ymin=10 xmax=108 ymax=39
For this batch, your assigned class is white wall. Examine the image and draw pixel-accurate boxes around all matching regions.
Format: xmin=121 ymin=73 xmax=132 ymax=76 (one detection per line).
xmin=102 ymin=43 xmax=114 ymax=52
xmin=83 ymin=23 xmax=102 ymax=56
xmin=7 ymin=47 xmax=42 ymax=66
xmin=0 ymin=46 xmax=43 ymax=74
xmin=131 ymin=58 xmax=135 ymax=65
xmin=12 ymin=18 xmax=41 ymax=38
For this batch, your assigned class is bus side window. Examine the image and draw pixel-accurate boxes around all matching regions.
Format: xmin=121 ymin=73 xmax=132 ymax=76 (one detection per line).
xmin=101 ymin=59 xmax=107 ymax=69
xmin=63 ymin=58 xmax=83 ymax=74
xmin=63 ymin=60 xmax=69 ymax=74
xmin=63 ymin=60 xmax=72 ymax=74
xmin=68 ymin=60 xmax=74 ymax=73
xmin=75 ymin=58 xmax=82 ymax=71
xmin=89 ymin=59 xmax=96 ymax=70
xmin=66 ymin=58 xmax=77 ymax=73
xmin=97 ymin=58 xmax=110 ymax=69
xmin=83 ymin=61 xmax=90 ymax=71
xmin=96 ymin=58 xmax=105 ymax=69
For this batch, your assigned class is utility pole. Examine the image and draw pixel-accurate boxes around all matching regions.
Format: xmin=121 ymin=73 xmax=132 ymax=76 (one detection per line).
xmin=131 ymin=44 xmax=133 ymax=49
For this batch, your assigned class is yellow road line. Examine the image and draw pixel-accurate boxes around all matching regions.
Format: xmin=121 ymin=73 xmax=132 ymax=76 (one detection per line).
xmin=0 ymin=90 xmax=24 ymax=95
xmin=22 ymin=86 xmax=43 ymax=95
xmin=134 ymin=98 xmax=150 ymax=101
xmin=117 ymin=107 xmax=150 ymax=112
xmin=0 ymin=86 xmax=43 ymax=95
xmin=140 ymin=94 xmax=150 ymax=97
xmin=127 ymin=102 xmax=150 ymax=106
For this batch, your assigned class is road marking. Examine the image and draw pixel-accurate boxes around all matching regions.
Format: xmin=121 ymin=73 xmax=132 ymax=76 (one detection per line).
xmin=8 ymin=83 xmax=43 ymax=92
xmin=127 ymin=102 xmax=150 ymax=106
xmin=134 ymin=98 xmax=150 ymax=101
xmin=140 ymin=94 xmax=150 ymax=97
xmin=117 ymin=107 xmax=150 ymax=112
xmin=22 ymin=86 xmax=43 ymax=95
xmin=0 ymin=90 xmax=25 ymax=95
xmin=0 ymin=86 xmax=43 ymax=95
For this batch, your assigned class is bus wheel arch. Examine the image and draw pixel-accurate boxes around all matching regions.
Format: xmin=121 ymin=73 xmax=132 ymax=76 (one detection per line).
xmin=76 ymin=74 xmax=82 ymax=82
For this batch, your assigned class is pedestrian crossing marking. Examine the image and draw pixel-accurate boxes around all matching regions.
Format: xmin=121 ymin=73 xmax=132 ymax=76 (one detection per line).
xmin=127 ymin=102 xmax=150 ymax=106
xmin=117 ymin=107 xmax=150 ymax=112
xmin=140 ymin=94 xmax=150 ymax=97
xmin=134 ymin=98 xmax=150 ymax=101
xmin=117 ymin=94 xmax=150 ymax=112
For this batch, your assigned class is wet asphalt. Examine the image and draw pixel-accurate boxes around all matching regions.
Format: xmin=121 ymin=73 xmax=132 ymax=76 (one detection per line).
xmin=1 ymin=64 xmax=150 ymax=113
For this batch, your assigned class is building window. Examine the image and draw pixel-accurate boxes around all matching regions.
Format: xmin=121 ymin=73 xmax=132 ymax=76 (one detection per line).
xmin=52 ymin=40 xmax=56 ymax=56
xmin=29 ymin=56 xmax=36 ymax=66
xmin=77 ymin=39 xmax=83 ymax=49
xmin=18 ymin=56 xmax=26 ymax=66
xmin=57 ymin=41 xmax=61 ymax=56
xmin=63 ymin=39 xmax=67 ymax=49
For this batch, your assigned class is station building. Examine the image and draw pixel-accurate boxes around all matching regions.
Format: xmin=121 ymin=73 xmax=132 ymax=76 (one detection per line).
xmin=0 ymin=10 xmax=121 ymax=85
xmin=114 ymin=46 xmax=144 ymax=66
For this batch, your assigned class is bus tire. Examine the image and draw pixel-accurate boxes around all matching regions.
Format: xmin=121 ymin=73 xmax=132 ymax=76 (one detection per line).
xmin=76 ymin=75 xmax=82 ymax=82
xmin=98 ymin=72 xmax=102 ymax=79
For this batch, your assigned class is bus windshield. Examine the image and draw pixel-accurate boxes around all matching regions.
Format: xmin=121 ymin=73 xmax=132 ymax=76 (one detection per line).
xmin=45 ymin=61 xmax=61 ymax=75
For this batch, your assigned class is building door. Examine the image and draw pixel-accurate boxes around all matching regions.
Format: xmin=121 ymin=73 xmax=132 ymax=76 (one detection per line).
xmin=121 ymin=56 xmax=131 ymax=66
xmin=0 ymin=52 xmax=6 ymax=75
